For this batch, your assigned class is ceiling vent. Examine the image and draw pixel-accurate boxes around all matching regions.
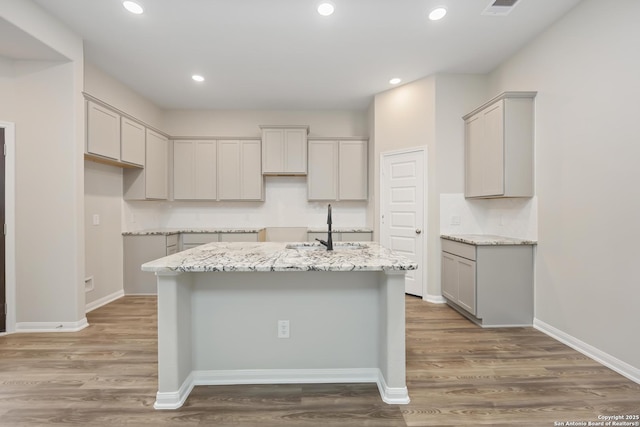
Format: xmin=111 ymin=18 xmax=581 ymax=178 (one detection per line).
xmin=482 ymin=0 xmax=521 ymax=16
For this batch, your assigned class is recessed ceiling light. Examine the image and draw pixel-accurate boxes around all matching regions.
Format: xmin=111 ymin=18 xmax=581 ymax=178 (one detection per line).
xmin=428 ymin=7 xmax=447 ymax=21
xmin=123 ymin=1 xmax=144 ymax=15
xmin=192 ymin=75 xmax=205 ymax=82
xmin=389 ymin=78 xmax=402 ymax=85
xmin=317 ymin=2 xmax=335 ymax=16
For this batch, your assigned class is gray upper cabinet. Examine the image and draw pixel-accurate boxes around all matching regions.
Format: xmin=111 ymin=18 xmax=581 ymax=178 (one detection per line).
xmin=86 ymin=99 xmax=146 ymax=167
xmin=123 ymin=129 xmax=169 ymax=200
xmin=173 ymin=140 xmax=217 ymax=200
xmin=86 ymin=100 xmax=120 ymax=161
xmin=218 ymin=139 xmax=263 ymax=200
xmin=464 ymin=92 xmax=536 ymax=198
xmin=260 ymin=126 xmax=308 ymax=175
xmin=120 ymin=117 xmax=145 ymax=167
xmin=308 ymin=138 xmax=368 ymax=201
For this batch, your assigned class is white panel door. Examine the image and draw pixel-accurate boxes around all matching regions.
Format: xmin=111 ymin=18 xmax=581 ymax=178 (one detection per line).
xmin=381 ymin=149 xmax=425 ymax=296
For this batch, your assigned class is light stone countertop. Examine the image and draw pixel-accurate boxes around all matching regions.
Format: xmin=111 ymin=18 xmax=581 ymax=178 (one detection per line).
xmin=122 ymin=228 xmax=265 ymax=236
xmin=123 ymin=227 xmax=372 ymax=236
xmin=141 ymin=241 xmax=417 ymax=273
xmin=441 ymin=234 xmax=537 ymax=246
xmin=307 ymin=227 xmax=373 ymax=233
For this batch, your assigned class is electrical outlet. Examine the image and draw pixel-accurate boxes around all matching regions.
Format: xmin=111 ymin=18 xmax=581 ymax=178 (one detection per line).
xmin=451 ymin=215 xmax=461 ymax=226
xmin=277 ymin=320 xmax=290 ymax=338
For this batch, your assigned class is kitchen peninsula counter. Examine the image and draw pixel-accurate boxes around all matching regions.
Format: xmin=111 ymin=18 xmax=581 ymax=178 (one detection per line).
xmin=142 ymin=241 xmax=416 ymax=410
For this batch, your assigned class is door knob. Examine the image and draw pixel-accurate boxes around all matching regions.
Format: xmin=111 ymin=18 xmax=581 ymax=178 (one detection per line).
xmin=415 ymin=228 xmax=422 ymax=234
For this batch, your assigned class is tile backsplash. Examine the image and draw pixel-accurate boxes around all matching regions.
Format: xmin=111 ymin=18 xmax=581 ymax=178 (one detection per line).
xmin=440 ymin=193 xmax=537 ymax=240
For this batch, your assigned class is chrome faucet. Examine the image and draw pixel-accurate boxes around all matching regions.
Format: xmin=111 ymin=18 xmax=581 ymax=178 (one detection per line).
xmin=315 ymin=204 xmax=333 ymax=251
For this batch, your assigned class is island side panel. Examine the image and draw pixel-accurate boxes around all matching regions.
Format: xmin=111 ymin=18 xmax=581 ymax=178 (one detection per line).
xmin=378 ymin=271 xmax=409 ymax=403
xmin=190 ymin=271 xmax=379 ymax=371
xmin=155 ymin=272 xmax=194 ymax=409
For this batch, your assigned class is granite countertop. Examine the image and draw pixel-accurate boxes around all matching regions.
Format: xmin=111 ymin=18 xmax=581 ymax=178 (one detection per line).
xmin=123 ymin=227 xmax=372 ymax=236
xmin=441 ymin=234 xmax=537 ymax=245
xmin=141 ymin=241 xmax=417 ymax=273
xmin=307 ymin=227 xmax=373 ymax=233
xmin=123 ymin=228 xmax=265 ymax=236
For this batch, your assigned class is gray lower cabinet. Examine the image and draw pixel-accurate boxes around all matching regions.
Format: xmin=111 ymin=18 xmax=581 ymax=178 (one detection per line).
xmin=123 ymin=234 xmax=178 ymax=294
xmin=181 ymin=233 xmax=219 ymax=250
xmin=441 ymin=238 xmax=534 ymax=327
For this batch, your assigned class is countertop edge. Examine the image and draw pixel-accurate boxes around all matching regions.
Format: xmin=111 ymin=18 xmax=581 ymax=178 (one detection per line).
xmin=441 ymin=234 xmax=537 ymax=246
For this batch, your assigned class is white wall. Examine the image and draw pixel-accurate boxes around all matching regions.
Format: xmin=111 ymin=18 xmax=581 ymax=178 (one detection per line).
xmin=123 ymin=177 xmax=367 ymax=231
xmin=0 ymin=0 xmax=85 ymax=328
xmin=82 ymin=61 xmax=165 ymax=307
xmin=84 ymin=161 xmax=124 ymax=308
xmin=487 ymin=0 xmax=640 ymax=371
xmin=162 ymin=109 xmax=368 ymax=138
xmin=372 ymin=75 xmax=488 ymax=301
xmin=84 ymin=61 xmax=164 ymax=131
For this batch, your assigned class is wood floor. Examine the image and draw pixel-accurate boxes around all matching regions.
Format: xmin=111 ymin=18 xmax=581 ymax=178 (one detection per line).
xmin=0 ymin=296 xmax=638 ymax=426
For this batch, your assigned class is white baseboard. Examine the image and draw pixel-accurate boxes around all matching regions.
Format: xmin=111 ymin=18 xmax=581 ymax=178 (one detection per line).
xmin=534 ymin=318 xmax=640 ymax=385
xmin=154 ymin=368 xmax=410 ymax=410
xmin=423 ymin=294 xmax=447 ymax=304
xmin=15 ymin=317 xmax=89 ymax=333
xmin=85 ymin=289 xmax=125 ymax=313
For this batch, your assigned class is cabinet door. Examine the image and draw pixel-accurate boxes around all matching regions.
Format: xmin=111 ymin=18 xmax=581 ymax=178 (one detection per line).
xmin=441 ymin=252 xmax=459 ymax=301
xmin=284 ymin=128 xmax=307 ymax=174
xmin=465 ymin=113 xmax=483 ymax=198
xmin=173 ymin=140 xmax=195 ymax=199
xmin=123 ymin=235 xmax=166 ymax=295
xmin=241 ymin=140 xmax=263 ymax=200
xmin=121 ymin=117 xmax=145 ymax=166
xmin=195 ymin=141 xmax=217 ymax=199
xmin=218 ymin=140 xmax=241 ymax=200
xmin=145 ymin=129 xmax=168 ymax=199
xmin=174 ymin=141 xmax=217 ymax=200
xmin=308 ymin=140 xmax=338 ymax=200
xmin=87 ymin=101 xmax=120 ymax=160
xmin=262 ymin=129 xmax=284 ymax=174
xmin=481 ymin=101 xmax=505 ymax=196
xmin=338 ymin=140 xmax=367 ymax=200
xmin=457 ymin=257 xmax=477 ymax=315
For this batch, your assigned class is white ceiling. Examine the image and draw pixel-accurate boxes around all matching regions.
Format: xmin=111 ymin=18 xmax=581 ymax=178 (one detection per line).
xmin=26 ymin=0 xmax=582 ymax=110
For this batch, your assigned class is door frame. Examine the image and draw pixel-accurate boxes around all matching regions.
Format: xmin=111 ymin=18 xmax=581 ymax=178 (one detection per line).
xmin=380 ymin=146 xmax=428 ymax=298
xmin=0 ymin=121 xmax=16 ymax=334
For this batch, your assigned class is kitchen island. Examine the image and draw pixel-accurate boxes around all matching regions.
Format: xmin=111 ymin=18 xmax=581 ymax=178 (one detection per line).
xmin=142 ymin=241 xmax=417 ymax=410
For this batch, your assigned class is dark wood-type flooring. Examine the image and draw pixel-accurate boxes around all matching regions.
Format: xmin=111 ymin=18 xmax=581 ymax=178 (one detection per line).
xmin=0 ymin=296 xmax=638 ymax=426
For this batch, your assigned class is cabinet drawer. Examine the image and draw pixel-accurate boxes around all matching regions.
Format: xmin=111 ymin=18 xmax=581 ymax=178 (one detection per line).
xmin=166 ymin=234 xmax=179 ymax=247
xmin=182 ymin=233 xmax=219 ymax=245
xmin=441 ymin=239 xmax=476 ymax=261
